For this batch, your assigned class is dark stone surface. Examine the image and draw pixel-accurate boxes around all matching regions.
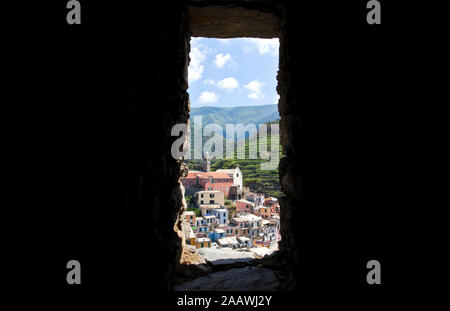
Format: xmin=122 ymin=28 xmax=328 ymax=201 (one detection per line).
xmin=187 ymin=4 xmax=281 ymax=38
xmin=26 ymin=0 xmax=404 ymax=296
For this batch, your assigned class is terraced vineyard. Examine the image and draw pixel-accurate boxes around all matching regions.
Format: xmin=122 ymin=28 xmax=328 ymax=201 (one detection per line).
xmin=185 ymin=119 xmax=282 ymax=198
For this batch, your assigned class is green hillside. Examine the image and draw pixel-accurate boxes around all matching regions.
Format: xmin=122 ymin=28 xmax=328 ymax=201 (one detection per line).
xmin=189 ymin=104 xmax=279 ymax=139
xmin=185 ymin=119 xmax=283 ymax=198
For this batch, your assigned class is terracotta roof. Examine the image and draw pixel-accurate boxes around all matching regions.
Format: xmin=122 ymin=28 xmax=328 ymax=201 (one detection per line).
xmin=185 ymin=171 xmax=232 ymax=179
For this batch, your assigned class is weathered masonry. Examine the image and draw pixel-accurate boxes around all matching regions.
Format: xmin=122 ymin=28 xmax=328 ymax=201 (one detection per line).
xmin=53 ymin=0 xmax=393 ymax=292
xmin=116 ymin=0 xmax=306 ymax=290
xmin=112 ymin=0 xmax=310 ymax=289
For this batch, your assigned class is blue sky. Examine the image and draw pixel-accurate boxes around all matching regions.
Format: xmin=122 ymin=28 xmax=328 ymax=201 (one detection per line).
xmin=188 ymin=37 xmax=280 ymax=108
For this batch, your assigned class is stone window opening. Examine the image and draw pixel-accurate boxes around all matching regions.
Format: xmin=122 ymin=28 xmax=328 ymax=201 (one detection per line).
xmin=175 ymin=1 xmax=290 ymax=291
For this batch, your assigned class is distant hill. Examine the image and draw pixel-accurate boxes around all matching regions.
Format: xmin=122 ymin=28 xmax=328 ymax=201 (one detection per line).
xmin=185 ymin=118 xmax=282 ymax=198
xmin=190 ymin=104 xmax=279 ymax=139
xmin=186 ymin=105 xmax=281 ymax=197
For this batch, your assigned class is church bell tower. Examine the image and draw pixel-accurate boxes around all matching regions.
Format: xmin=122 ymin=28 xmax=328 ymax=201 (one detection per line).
xmin=203 ymin=151 xmax=210 ymax=172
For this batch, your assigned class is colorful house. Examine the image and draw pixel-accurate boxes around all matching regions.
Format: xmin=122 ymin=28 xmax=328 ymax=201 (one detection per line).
xmin=199 ymin=204 xmax=221 ymax=217
xmin=195 ymin=237 xmax=211 ymax=249
xmin=213 ymin=208 xmax=229 ymax=225
xmin=203 ymin=215 xmax=217 ymax=226
xmin=217 ymin=236 xmax=241 ymax=248
xmin=259 ymin=206 xmax=272 ymax=219
xmin=236 ymin=199 xmax=254 ymax=213
xmin=208 ymin=228 xmax=226 ymax=242
xmin=187 ymin=230 xmax=196 ymax=246
xmin=184 ymin=211 xmax=196 ymax=225
xmin=215 ymin=167 xmax=243 ymax=190
xmin=182 ymin=171 xmax=234 ymax=197
xmin=196 ymin=190 xmax=225 ymax=206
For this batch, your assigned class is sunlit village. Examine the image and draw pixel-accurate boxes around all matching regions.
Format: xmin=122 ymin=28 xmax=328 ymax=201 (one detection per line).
xmin=181 ymin=152 xmax=281 ymax=256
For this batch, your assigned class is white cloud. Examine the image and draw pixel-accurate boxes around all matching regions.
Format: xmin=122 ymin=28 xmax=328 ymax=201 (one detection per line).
xmin=244 ymin=80 xmax=266 ymax=99
xmin=203 ymin=79 xmax=215 ymax=85
xmin=217 ymin=77 xmax=239 ymax=91
xmin=198 ymin=91 xmax=219 ymax=104
xmin=214 ymin=53 xmax=232 ymax=68
xmin=190 ymin=37 xmax=203 ymax=45
xmin=274 ymin=94 xmax=280 ymax=104
xmin=218 ymin=39 xmax=231 ymax=44
xmin=246 ymin=38 xmax=279 ymax=54
xmin=188 ymin=45 xmax=206 ymax=83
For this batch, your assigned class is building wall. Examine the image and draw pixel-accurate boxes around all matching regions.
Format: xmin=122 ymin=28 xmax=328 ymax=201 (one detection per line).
xmin=183 ymin=177 xmax=233 ymax=197
xmin=214 ymin=209 xmax=228 ymax=224
xmin=52 ymin=0 xmax=398 ymax=293
xmin=236 ymin=200 xmax=254 ymax=213
xmin=184 ymin=213 xmax=195 ymax=225
xmin=233 ymin=168 xmax=243 ymax=189
xmin=195 ymin=240 xmax=211 ymax=249
xmin=196 ymin=191 xmax=225 ymax=206
xmin=260 ymin=207 xmax=272 ymax=219
xmin=65 ymin=0 xmax=335 ymax=291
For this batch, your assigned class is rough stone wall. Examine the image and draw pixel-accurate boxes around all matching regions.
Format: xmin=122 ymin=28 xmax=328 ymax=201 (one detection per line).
xmin=118 ymin=1 xmax=190 ymax=290
xmin=116 ymin=0 xmax=302 ymax=290
xmin=187 ymin=2 xmax=281 ymax=38
xmin=277 ymin=4 xmax=304 ymax=289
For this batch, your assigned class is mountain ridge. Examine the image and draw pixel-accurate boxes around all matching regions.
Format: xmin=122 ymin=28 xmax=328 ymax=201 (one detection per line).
xmin=190 ymin=104 xmax=279 ymax=129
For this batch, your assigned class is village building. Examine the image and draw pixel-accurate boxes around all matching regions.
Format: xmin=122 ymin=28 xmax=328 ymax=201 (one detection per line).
xmin=237 ymin=236 xmax=252 ymax=248
xmin=195 ymin=237 xmax=211 ymax=249
xmin=186 ymin=229 xmax=196 ymax=246
xmin=195 ymin=216 xmax=204 ymax=227
xmin=228 ymin=185 xmax=244 ymax=200
xmin=217 ymin=236 xmax=241 ymax=249
xmin=180 ymin=153 xmax=280 ymax=251
xmin=184 ymin=211 xmax=195 ymax=225
xmin=246 ymin=192 xmax=265 ymax=207
xmin=199 ymin=204 xmax=221 ymax=217
xmin=258 ymin=206 xmax=272 ymax=219
xmin=254 ymin=239 xmax=271 ymax=248
xmin=231 ymin=214 xmax=263 ymax=238
xmin=193 ymin=217 xmax=208 ymax=235
xmin=270 ymin=214 xmax=280 ymax=229
xmin=215 ymin=167 xmax=243 ymax=190
xmin=208 ymin=228 xmax=226 ymax=242
xmin=203 ymin=215 xmax=217 ymax=226
xmin=236 ymin=199 xmax=254 ymax=214
xmin=213 ymin=208 xmax=228 ymax=225
xmin=182 ymin=171 xmax=234 ymax=197
xmin=220 ymin=224 xmax=237 ymax=237
xmin=264 ymin=197 xmax=280 ymax=213
xmin=261 ymin=220 xmax=278 ymax=242
xmin=196 ymin=190 xmax=225 ymax=206
xmin=264 ymin=197 xmax=278 ymax=206
xmin=221 ymin=222 xmax=247 ymax=237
